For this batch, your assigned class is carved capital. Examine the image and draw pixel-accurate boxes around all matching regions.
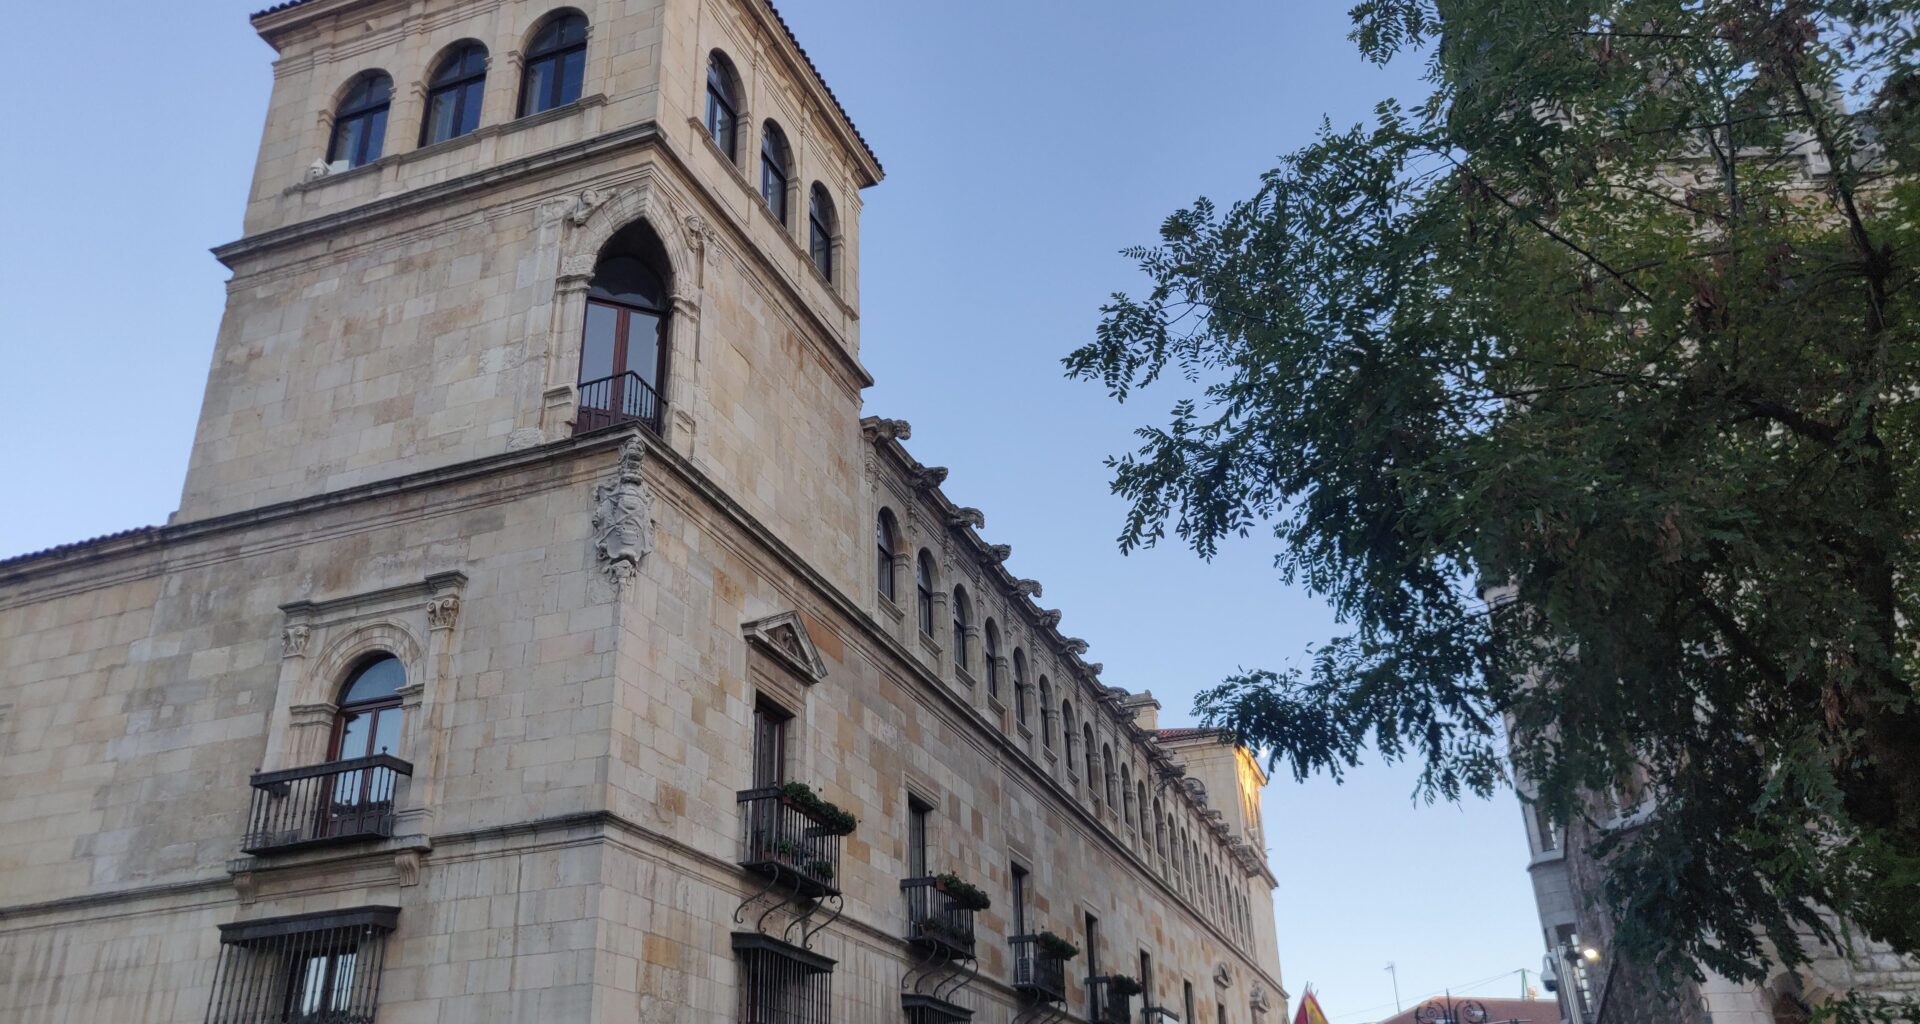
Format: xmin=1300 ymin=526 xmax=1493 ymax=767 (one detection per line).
xmin=281 ymin=625 xmax=312 ymax=658
xmin=427 ymin=595 xmax=461 ymax=631
xmin=567 ymin=188 xmax=610 ymax=226
xmin=684 ymin=213 xmax=718 ymax=265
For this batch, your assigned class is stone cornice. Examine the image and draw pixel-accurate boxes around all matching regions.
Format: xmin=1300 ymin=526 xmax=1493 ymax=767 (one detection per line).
xmin=858 ymin=417 xmax=1253 ymax=874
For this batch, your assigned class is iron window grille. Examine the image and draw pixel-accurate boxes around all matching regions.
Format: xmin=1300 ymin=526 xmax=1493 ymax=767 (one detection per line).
xmin=205 ymin=906 xmax=398 ymax=1024
xmin=902 ymin=993 xmax=973 ymax=1024
xmin=733 ymin=932 xmax=833 ymax=1024
xmin=1089 ymin=976 xmax=1134 ymax=1024
xmin=242 ymin=754 xmax=412 ymax=854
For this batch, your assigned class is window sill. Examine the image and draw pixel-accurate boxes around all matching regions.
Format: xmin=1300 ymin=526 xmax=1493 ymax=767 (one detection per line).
xmin=918 ymin=633 xmax=942 ymax=658
xmin=954 ymin=665 xmax=977 ymax=689
xmin=289 ymin=94 xmax=605 ymax=196
xmin=878 ymin=593 xmax=904 ymax=622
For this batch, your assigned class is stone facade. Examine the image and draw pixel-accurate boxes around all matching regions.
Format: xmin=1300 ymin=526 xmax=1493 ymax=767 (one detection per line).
xmin=1512 ymin=776 xmax=1920 ymax=1024
xmin=0 ymin=0 xmax=1287 ymax=1021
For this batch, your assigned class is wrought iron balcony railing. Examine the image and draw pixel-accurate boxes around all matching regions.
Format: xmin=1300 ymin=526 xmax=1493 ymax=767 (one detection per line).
xmin=737 ymin=787 xmax=847 ymax=899
xmin=901 ymin=876 xmax=979 ymax=958
xmin=242 ymin=755 xmax=412 ymax=854
xmin=1008 ymin=935 xmax=1067 ymax=1003
xmin=575 ymin=371 xmax=663 ymax=434
xmin=1090 ymin=977 xmax=1135 ymax=1024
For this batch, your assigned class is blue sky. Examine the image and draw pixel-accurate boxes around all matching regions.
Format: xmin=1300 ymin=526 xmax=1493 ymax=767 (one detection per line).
xmin=0 ymin=1 xmax=1548 ymax=1018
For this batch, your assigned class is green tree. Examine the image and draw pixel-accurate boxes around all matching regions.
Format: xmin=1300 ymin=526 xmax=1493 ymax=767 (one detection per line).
xmin=1067 ymin=0 xmax=1920 ymax=1010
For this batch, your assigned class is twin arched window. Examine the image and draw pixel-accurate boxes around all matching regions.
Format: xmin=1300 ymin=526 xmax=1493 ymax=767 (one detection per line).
xmin=875 ymin=510 xmax=899 ymax=602
xmin=809 ymin=184 xmax=836 ymax=281
xmin=915 ymin=551 xmax=937 ymax=636
xmin=1039 ymin=677 xmax=1054 ymax=749
xmin=1012 ymin=650 xmax=1029 ymax=725
xmin=325 ymin=11 xmax=587 ymax=170
xmin=983 ymin=622 xmax=1001 ymax=699
xmin=328 ymin=73 xmax=392 ymax=168
xmin=421 ymin=42 xmax=489 ymax=146
xmin=521 ymin=12 xmax=587 ymax=116
xmin=706 ymin=52 xmax=742 ymax=160
xmin=1083 ymin=725 xmax=1099 ymax=799
xmin=951 ymin=587 xmax=972 ymax=671
xmin=761 ymin=121 xmax=792 ymax=225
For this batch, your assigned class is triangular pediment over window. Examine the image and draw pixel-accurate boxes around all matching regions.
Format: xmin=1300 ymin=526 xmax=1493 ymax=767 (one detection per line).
xmin=742 ymin=611 xmax=828 ymax=684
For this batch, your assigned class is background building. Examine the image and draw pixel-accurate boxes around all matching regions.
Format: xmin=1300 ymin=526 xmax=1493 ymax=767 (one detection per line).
xmin=1373 ymin=997 xmax=1559 ymax=1024
xmin=1512 ymin=774 xmax=1918 ymax=1024
xmin=0 ymin=0 xmax=1287 ymax=1020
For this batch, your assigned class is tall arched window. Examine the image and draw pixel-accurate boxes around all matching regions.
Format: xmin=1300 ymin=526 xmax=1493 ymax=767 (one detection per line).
xmin=915 ymin=551 xmax=937 ymax=636
xmin=951 ymin=587 xmax=972 ymax=671
xmin=808 ymin=183 xmax=836 ymax=280
xmin=421 ymin=42 xmax=488 ymax=146
xmin=1012 ymin=650 xmax=1029 ymax=726
xmin=520 ymin=11 xmax=588 ymax=116
xmin=705 ymin=51 xmax=742 ymax=160
xmin=332 ymin=655 xmax=405 ymax=760
xmin=1102 ymin=744 xmax=1117 ymax=805
xmin=1120 ymin=764 xmax=1134 ymax=825
xmin=1039 ymin=676 xmax=1054 ymax=749
xmin=1061 ymin=700 xmax=1075 ymax=766
xmin=761 ymin=120 xmax=791 ymax=225
xmin=875 ymin=510 xmax=899 ymax=603
xmin=1136 ymin=780 xmax=1150 ymax=838
xmin=577 ymin=221 xmax=672 ymax=432
xmin=1084 ymin=725 xmax=1099 ymax=799
xmin=983 ymin=621 xmax=1001 ymax=699
xmin=328 ymin=72 xmax=392 ymax=168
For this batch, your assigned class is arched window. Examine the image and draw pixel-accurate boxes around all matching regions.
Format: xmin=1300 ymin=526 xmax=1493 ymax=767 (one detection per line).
xmin=328 ymin=72 xmax=392 ymax=168
xmin=1012 ymin=650 xmax=1029 ymax=725
xmin=1137 ymin=780 xmax=1150 ymax=838
xmin=705 ymin=51 xmax=742 ymax=160
xmin=916 ymin=551 xmax=937 ymax=636
xmin=983 ymin=621 xmax=1001 ymax=698
xmin=331 ymin=655 xmax=405 ymax=760
xmin=520 ymin=11 xmax=588 ymax=116
xmin=1038 ymin=676 xmax=1054 ymax=749
xmin=577 ymin=221 xmax=672 ymax=432
xmin=761 ymin=120 xmax=791 ymax=225
xmin=951 ymin=587 xmax=972 ymax=671
xmin=875 ymin=510 xmax=899 ymax=602
xmin=1120 ymin=763 xmax=1134 ymax=825
xmin=1061 ymin=700 xmax=1075 ymax=766
xmin=1084 ymin=725 xmax=1099 ymax=799
xmin=1102 ymin=744 xmax=1117 ymax=806
xmin=421 ymin=42 xmax=488 ymax=146
xmin=808 ymin=183 xmax=835 ymax=280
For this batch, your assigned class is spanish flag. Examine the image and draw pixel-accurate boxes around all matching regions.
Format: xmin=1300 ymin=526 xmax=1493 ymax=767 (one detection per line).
xmin=1294 ymin=989 xmax=1331 ymax=1024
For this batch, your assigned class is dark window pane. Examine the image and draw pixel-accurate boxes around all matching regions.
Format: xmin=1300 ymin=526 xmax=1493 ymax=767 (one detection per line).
xmin=580 ymin=303 xmax=619 ymax=380
xmin=522 ymin=59 xmax=555 ymax=116
xmin=341 ymin=657 xmax=404 ymax=704
xmin=558 ymin=49 xmax=584 ymax=105
xmin=457 ymin=79 xmax=483 ymax=135
xmin=623 ymin=311 xmax=663 ymax=388
xmin=587 ymin=254 xmax=667 ymax=310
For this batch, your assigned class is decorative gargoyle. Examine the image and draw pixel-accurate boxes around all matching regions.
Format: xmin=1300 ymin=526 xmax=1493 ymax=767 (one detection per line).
xmin=1013 ymin=579 xmax=1043 ymax=598
xmin=947 ymin=507 xmax=985 ymax=529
